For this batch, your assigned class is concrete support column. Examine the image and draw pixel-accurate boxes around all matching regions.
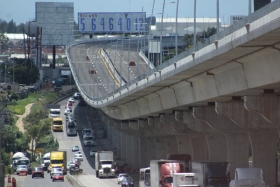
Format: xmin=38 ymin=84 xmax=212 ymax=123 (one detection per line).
xmin=132 ymin=136 xmax=140 ymax=169
xmin=126 ymin=134 xmax=133 ymax=167
xmin=112 ymin=126 xmax=118 ymax=154
xmin=139 ymin=137 xmax=149 ymax=168
xmin=249 ymin=131 xmax=278 ymax=187
xmin=190 ymin=134 xmax=208 ymax=161
xmin=146 ymin=137 xmax=156 ymax=161
xmin=166 ymin=136 xmax=178 ymax=155
xmin=155 ymin=137 xmax=167 ymax=159
xmin=176 ymin=136 xmax=193 ymax=157
xmin=206 ymin=133 xmax=227 ymax=161
xmin=225 ymin=132 xmax=250 ymax=179
xmin=107 ymin=120 xmax=113 ymax=142
xmin=121 ymin=131 xmax=126 ymax=161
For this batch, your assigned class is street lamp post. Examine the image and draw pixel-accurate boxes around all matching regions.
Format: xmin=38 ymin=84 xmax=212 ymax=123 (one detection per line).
xmin=159 ymin=0 xmax=166 ymax=66
xmin=175 ymin=0 xmax=179 ymax=56
xmin=216 ymin=0 xmax=219 ymax=33
xmin=193 ymin=0 xmax=197 ymax=50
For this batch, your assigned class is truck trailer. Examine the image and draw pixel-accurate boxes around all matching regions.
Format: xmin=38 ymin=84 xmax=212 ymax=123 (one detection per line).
xmin=95 ymin=151 xmax=115 ymax=178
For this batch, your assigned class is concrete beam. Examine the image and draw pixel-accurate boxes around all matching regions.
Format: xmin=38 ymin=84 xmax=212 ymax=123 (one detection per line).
xmin=193 ymin=106 xmax=240 ymax=131
xmin=160 ymin=113 xmax=194 ymax=134
xmin=136 ymin=97 xmax=151 ymax=117
xmin=138 ymin=119 xmax=153 ymax=136
xmin=171 ymin=81 xmax=196 ymax=106
xmin=175 ymin=110 xmax=217 ymax=133
xmin=132 ymin=136 xmax=140 ymax=169
xmin=126 ymin=134 xmax=133 ymax=167
xmin=145 ymin=93 xmax=163 ymax=113
xmin=156 ymin=87 xmax=178 ymax=109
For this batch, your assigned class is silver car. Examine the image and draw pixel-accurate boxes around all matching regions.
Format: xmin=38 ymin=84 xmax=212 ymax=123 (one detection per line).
xmin=16 ymin=165 xmax=28 ymax=175
xmin=67 ymin=128 xmax=77 ymax=136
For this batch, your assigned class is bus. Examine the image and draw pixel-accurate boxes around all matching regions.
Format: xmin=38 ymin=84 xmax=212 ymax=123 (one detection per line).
xmin=52 ymin=118 xmax=63 ymax=132
xmin=139 ymin=167 xmax=150 ymax=187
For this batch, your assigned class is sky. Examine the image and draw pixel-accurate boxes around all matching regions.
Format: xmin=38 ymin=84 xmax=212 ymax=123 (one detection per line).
xmin=0 ymin=0 xmax=264 ymax=25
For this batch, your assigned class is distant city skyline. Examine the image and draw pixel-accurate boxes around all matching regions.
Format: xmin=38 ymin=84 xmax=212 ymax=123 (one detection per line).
xmin=0 ymin=0 xmax=273 ymax=25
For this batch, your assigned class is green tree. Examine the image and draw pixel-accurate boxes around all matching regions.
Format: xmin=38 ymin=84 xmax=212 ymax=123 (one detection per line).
xmin=0 ymin=33 xmax=9 ymax=52
xmin=6 ymin=20 xmax=17 ymax=33
xmin=24 ymin=110 xmax=51 ymax=161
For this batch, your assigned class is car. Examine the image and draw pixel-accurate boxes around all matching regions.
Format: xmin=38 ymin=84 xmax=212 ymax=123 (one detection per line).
xmin=65 ymin=113 xmax=75 ymax=122
xmin=64 ymin=108 xmax=72 ymax=115
xmin=75 ymin=151 xmax=82 ymax=155
xmin=90 ymin=148 xmax=98 ymax=157
xmin=67 ymin=161 xmax=76 ymax=170
xmin=65 ymin=105 xmax=72 ymax=112
xmin=74 ymin=154 xmax=83 ymax=161
xmin=50 ymin=167 xmax=63 ymax=179
xmin=32 ymin=166 xmax=44 ymax=178
xmin=73 ymin=92 xmax=80 ymax=99
xmin=82 ymin=128 xmax=94 ymax=138
xmin=52 ymin=172 xmax=64 ymax=182
xmin=72 ymin=145 xmax=79 ymax=152
xmin=16 ymin=165 xmax=28 ymax=175
xmin=117 ymin=173 xmax=129 ymax=184
xmin=72 ymin=158 xmax=81 ymax=168
xmin=66 ymin=128 xmax=77 ymax=136
xmin=83 ymin=135 xmax=97 ymax=147
xmin=67 ymin=101 xmax=73 ymax=107
xmin=121 ymin=176 xmax=134 ymax=187
xmin=68 ymin=97 xmax=75 ymax=103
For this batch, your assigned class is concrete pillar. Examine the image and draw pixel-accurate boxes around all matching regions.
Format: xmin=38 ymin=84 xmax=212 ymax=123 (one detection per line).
xmin=107 ymin=120 xmax=113 ymax=142
xmin=166 ymin=136 xmax=178 ymax=155
xmin=190 ymin=134 xmax=208 ymax=161
xmin=225 ymin=132 xmax=250 ymax=179
xmin=249 ymin=131 xmax=278 ymax=187
xmin=206 ymin=133 xmax=227 ymax=161
xmin=132 ymin=136 xmax=140 ymax=169
xmin=139 ymin=137 xmax=149 ymax=168
xmin=146 ymin=137 xmax=157 ymax=161
xmin=155 ymin=137 xmax=167 ymax=159
xmin=176 ymin=136 xmax=193 ymax=157
xmin=121 ymin=131 xmax=126 ymax=161
xmin=112 ymin=125 xmax=118 ymax=154
xmin=126 ymin=134 xmax=133 ymax=167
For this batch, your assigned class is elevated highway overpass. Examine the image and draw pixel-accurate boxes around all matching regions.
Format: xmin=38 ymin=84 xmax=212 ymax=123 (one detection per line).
xmin=66 ymin=2 xmax=280 ymax=186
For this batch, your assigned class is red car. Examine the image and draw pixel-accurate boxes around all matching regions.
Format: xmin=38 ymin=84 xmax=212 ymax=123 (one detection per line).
xmin=32 ymin=166 xmax=44 ymax=178
xmin=52 ymin=173 xmax=64 ymax=182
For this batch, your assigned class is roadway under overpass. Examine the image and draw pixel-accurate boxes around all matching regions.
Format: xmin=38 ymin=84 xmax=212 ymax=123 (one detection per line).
xmin=66 ymin=1 xmax=280 ymax=186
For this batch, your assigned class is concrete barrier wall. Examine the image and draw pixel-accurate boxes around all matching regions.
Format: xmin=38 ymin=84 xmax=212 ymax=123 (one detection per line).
xmin=66 ymin=174 xmax=85 ymax=187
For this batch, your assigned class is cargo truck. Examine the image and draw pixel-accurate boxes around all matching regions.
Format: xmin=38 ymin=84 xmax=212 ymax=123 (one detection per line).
xmin=139 ymin=167 xmax=151 ymax=187
xmin=41 ymin=152 xmax=50 ymax=171
xmin=95 ymin=151 xmax=116 ymax=178
xmin=11 ymin=152 xmax=25 ymax=171
xmin=49 ymin=151 xmax=67 ymax=174
xmin=150 ymin=160 xmax=185 ymax=187
xmin=172 ymin=173 xmax=204 ymax=187
xmin=166 ymin=154 xmax=191 ymax=172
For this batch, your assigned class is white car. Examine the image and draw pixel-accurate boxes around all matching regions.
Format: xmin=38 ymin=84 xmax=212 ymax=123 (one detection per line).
xmin=72 ymin=145 xmax=79 ymax=152
xmin=67 ymin=161 xmax=75 ymax=170
xmin=68 ymin=97 xmax=75 ymax=103
xmin=90 ymin=149 xmax=98 ymax=157
xmin=73 ymin=92 xmax=80 ymax=99
xmin=74 ymin=154 xmax=83 ymax=161
xmin=117 ymin=173 xmax=129 ymax=184
xmin=16 ymin=165 xmax=28 ymax=175
xmin=50 ymin=167 xmax=63 ymax=179
xmin=64 ymin=108 xmax=72 ymax=115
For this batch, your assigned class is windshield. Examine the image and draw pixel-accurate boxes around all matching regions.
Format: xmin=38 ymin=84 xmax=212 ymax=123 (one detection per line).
xmin=51 ymin=160 xmax=63 ymax=164
xmin=164 ymin=177 xmax=173 ymax=184
xmin=43 ymin=158 xmax=50 ymax=161
xmin=17 ymin=160 xmax=29 ymax=165
xmin=84 ymin=137 xmax=93 ymax=140
xmin=84 ymin=130 xmax=92 ymax=134
xmin=67 ymin=122 xmax=75 ymax=128
xmin=50 ymin=111 xmax=60 ymax=114
xmin=101 ymin=161 xmax=112 ymax=165
xmin=18 ymin=165 xmax=26 ymax=168
xmin=53 ymin=121 xmax=62 ymax=125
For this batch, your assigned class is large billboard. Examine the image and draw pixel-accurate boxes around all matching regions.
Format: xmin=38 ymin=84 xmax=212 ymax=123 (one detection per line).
xmin=78 ymin=12 xmax=146 ymax=33
xmin=36 ymin=2 xmax=74 ymax=45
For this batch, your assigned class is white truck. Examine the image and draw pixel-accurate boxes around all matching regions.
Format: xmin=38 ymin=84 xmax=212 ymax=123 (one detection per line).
xmin=11 ymin=152 xmax=25 ymax=171
xmin=95 ymin=151 xmax=116 ymax=178
xmin=41 ymin=152 xmax=50 ymax=171
xmin=172 ymin=173 xmax=204 ymax=187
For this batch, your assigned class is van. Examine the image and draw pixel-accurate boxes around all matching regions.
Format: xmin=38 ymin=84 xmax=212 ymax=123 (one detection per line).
xmin=83 ymin=135 xmax=97 ymax=147
xmin=52 ymin=118 xmax=63 ymax=132
xmin=49 ymin=109 xmax=61 ymax=118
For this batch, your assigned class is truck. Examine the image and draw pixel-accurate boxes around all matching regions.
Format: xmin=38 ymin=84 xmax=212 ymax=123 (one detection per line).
xmin=49 ymin=151 xmax=67 ymax=174
xmin=191 ymin=161 xmax=230 ymax=187
xmin=95 ymin=151 xmax=116 ymax=178
xmin=11 ymin=152 xmax=25 ymax=171
xmin=150 ymin=160 xmax=185 ymax=187
xmin=41 ymin=152 xmax=50 ymax=171
xmin=172 ymin=173 xmax=204 ymax=187
xmin=139 ymin=167 xmax=151 ymax=187
xmin=166 ymin=154 xmax=192 ymax=172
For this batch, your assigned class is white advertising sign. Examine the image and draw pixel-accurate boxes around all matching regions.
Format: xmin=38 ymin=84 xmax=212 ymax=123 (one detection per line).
xmin=36 ymin=2 xmax=74 ymax=45
xmin=78 ymin=12 xmax=146 ymax=33
xmin=230 ymin=15 xmax=247 ymax=25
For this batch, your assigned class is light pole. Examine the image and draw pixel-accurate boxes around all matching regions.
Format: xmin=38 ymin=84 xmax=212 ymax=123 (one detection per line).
xmin=148 ymin=0 xmax=156 ymax=63
xmin=159 ymin=0 xmax=166 ymax=66
xmin=248 ymin=0 xmax=251 ymax=14
xmin=193 ymin=0 xmax=197 ymax=51
xmin=216 ymin=0 xmax=219 ymax=33
xmin=175 ymin=0 xmax=179 ymax=56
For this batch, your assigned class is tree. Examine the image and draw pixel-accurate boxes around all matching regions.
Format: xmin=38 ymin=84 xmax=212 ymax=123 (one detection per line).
xmin=24 ymin=110 xmax=51 ymax=161
xmin=0 ymin=33 xmax=9 ymax=51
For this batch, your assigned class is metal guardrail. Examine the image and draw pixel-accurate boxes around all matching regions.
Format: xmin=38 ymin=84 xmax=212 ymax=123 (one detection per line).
xmin=66 ymin=0 xmax=280 ymax=104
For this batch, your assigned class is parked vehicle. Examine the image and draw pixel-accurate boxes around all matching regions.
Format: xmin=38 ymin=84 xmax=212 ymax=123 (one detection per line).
xmin=32 ymin=166 xmax=44 ymax=178
xmin=95 ymin=151 xmax=116 ymax=178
